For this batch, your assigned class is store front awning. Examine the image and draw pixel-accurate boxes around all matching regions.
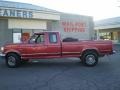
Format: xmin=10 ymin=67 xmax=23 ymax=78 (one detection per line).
xmin=95 ymin=17 xmax=120 ymax=30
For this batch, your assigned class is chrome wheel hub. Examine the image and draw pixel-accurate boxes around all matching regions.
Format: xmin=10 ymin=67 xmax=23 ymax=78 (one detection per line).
xmin=8 ymin=56 xmax=16 ymax=66
xmin=86 ymin=55 xmax=96 ymax=65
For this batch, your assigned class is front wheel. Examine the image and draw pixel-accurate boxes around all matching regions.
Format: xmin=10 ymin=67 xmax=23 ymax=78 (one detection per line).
xmin=6 ymin=53 xmax=21 ymax=68
xmin=81 ymin=51 xmax=98 ymax=67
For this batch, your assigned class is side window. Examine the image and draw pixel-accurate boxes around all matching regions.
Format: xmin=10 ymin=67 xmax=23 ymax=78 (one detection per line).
xmin=49 ymin=33 xmax=57 ymax=43
xmin=29 ymin=34 xmax=38 ymax=43
xmin=36 ymin=34 xmax=44 ymax=44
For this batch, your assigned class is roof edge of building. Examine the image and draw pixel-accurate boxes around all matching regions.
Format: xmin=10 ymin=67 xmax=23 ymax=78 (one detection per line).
xmin=0 ymin=0 xmax=60 ymax=14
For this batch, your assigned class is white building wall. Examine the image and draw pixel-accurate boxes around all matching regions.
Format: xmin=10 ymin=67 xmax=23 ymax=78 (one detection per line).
xmin=8 ymin=19 xmax=47 ymax=29
xmin=51 ymin=13 xmax=94 ymax=40
xmin=33 ymin=12 xmax=60 ymax=20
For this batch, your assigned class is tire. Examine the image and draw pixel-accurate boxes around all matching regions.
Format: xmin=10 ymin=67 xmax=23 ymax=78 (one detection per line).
xmin=6 ymin=53 xmax=21 ymax=68
xmin=81 ymin=51 xmax=98 ymax=67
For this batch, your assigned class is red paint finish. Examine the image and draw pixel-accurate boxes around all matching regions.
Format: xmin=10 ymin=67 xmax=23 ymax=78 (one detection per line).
xmin=2 ymin=32 xmax=113 ymax=59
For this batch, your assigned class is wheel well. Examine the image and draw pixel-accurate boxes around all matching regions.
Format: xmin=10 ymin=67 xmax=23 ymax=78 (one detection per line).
xmin=81 ymin=49 xmax=99 ymax=57
xmin=6 ymin=52 xmax=21 ymax=58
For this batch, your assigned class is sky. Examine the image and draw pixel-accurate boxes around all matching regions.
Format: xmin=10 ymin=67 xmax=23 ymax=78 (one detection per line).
xmin=3 ymin=0 xmax=120 ymax=21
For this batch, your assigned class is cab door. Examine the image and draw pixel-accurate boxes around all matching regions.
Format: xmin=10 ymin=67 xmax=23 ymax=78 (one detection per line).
xmin=22 ymin=34 xmax=47 ymax=58
xmin=32 ymin=34 xmax=48 ymax=58
xmin=45 ymin=32 xmax=61 ymax=57
xmin=22 ymin=33 xmax=61 ymax=58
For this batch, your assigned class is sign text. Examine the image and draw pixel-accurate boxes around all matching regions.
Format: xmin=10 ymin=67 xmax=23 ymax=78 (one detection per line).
xmin=0 ymin=9 xmax=33 ymax=18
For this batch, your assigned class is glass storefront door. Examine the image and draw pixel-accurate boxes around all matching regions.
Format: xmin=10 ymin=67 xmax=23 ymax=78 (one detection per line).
xmin=13 ymin=33 xmax=21 ymax=43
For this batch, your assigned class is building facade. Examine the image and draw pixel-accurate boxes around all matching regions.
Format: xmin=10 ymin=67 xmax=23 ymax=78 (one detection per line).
xmin=95 ymin=17 xmax=120 ymax=44
xmin=0 ymin=1 xmax=94 ymax=46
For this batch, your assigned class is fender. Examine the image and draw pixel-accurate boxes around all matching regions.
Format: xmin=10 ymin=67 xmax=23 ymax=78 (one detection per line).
xmin=4 ymin=49 xmax=21 ymax=56
xmin=81 ymin=46 xmax=100 ymax=55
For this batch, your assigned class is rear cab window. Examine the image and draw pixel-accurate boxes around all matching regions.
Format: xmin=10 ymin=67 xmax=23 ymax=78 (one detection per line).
xmin=49 ymin=33 xmax=57 ymax=43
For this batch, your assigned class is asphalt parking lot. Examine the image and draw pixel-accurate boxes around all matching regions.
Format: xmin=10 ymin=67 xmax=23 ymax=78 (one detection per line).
xmin=0 ymin=45 xmax=120 ymax=90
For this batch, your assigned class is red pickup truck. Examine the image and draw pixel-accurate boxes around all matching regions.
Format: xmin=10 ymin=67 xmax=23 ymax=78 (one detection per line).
xmin=0 ymin=32 xmax=114 ymax=68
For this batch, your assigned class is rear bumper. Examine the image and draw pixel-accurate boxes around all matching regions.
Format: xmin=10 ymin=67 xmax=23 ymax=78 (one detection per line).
xmin=112 ymin=50 xmax=116 ymax=54
xmin=109 ymin=50 xmax=116 ymax=55
xmin=99 ymin=50 xmax=115 ymax=57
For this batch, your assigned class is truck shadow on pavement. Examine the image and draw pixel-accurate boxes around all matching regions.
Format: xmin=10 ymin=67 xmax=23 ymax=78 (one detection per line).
xmin=21 ymin=59 xmax=83 ymax=68
xmin=0 ymin=58 xmax=95 ymax=68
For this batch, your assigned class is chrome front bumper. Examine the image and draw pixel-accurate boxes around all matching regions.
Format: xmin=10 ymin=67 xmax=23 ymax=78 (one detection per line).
xmin=0 ymin=53 xmax=5 ymax=57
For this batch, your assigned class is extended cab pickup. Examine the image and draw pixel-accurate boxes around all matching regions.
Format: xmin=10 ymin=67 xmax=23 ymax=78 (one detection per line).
xmin=0 ymin=32 xmax=114 ymax=68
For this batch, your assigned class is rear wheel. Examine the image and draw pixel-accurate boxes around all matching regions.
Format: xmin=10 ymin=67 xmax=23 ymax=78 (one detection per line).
xmin=6 ymin=53 xmax=21 ymax=68
xmin=81 ymin=51 xmax=98 ymax=67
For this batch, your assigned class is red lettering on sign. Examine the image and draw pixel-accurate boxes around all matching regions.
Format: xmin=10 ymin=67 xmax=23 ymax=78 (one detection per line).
xmin=62 ymin=22 xmax=66 ymax=26
xmin=61 ymin=21 xmax=86 ymax=33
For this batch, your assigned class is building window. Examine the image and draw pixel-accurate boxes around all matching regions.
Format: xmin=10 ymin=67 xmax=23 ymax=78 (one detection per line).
xmin=22 ymin=29 xmax=32 ymax=42
xmin=13 ymin=29 xmax=21 ymax=43
xmin=99 ymin=32 xmax=112 ymax=40
xmin=12 ymin=29 xmax=44 ymax=43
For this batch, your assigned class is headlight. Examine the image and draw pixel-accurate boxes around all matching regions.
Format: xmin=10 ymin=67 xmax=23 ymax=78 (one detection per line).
xmin=1 ymin=47 xmax=4 ymax=51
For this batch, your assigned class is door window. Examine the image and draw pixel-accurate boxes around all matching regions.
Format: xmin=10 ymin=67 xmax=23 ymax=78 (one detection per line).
xmin=36 ymin=34 xmax=44 ymax=44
